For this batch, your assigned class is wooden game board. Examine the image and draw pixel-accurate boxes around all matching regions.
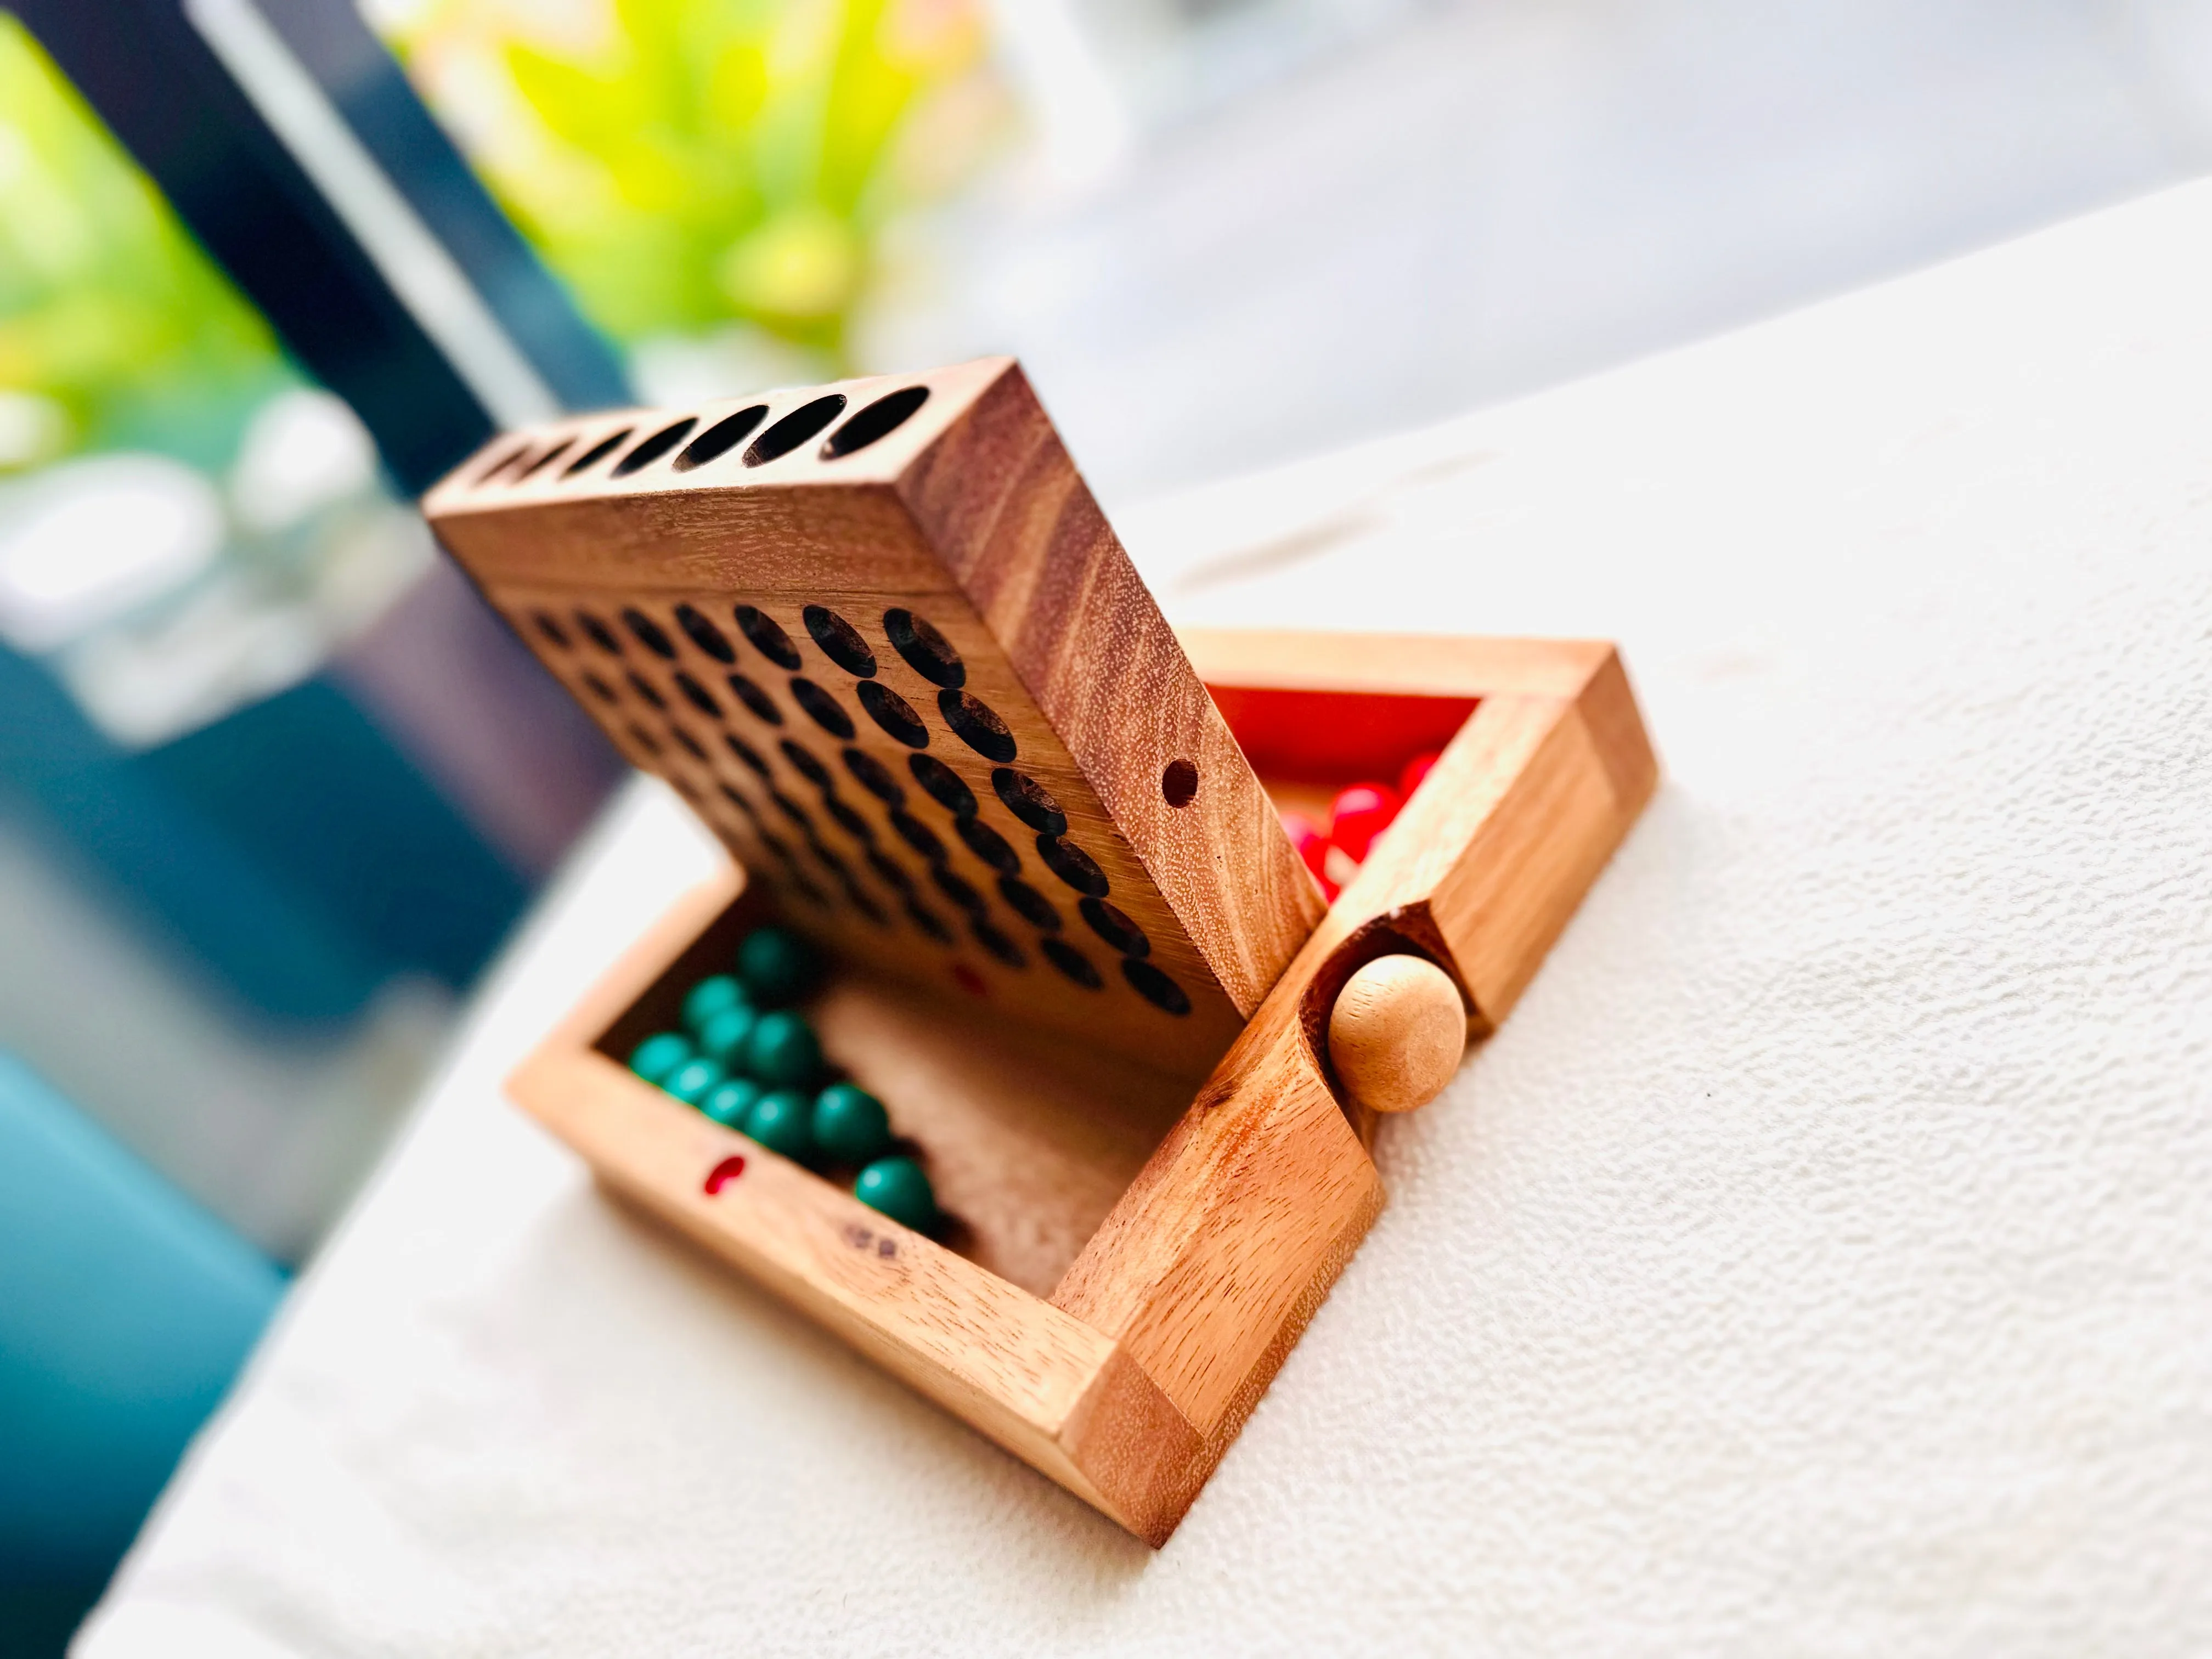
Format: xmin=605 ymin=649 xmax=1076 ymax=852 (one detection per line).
xmin=422 ymin=362 xmax=1655 ymax=1542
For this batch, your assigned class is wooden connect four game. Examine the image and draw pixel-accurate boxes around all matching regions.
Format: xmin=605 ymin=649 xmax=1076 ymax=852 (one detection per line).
xmin=422 ymin=359 xmax=1656 ymax=1544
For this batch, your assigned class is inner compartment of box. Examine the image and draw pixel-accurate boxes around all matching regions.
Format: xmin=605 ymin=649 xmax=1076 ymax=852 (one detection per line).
xmin=1209 ymin=684 xmax=1479 ymax=823
xmin=595 ymin=682 xmax=1481 ymax=1299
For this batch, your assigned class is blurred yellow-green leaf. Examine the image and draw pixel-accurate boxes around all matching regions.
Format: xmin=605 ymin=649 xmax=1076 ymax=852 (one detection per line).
xmin=0 ymin=16 xmax=292 ymax=472
xmin=387 ymin=0 xmax=1002 ymax=373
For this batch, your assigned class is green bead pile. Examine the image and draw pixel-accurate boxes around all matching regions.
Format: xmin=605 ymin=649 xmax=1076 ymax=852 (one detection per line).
xmin=624 ymin=927 xmax=939 ymax=1230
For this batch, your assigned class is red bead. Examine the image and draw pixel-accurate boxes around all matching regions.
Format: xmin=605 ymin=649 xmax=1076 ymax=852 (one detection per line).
xmin=1280 ymin=810 xmax=1339 ymax=900
xmin=1400 ymin=750 xmax=1443 ymax=800
xmin=1328 ymin=783 xmax=1401 ymax=861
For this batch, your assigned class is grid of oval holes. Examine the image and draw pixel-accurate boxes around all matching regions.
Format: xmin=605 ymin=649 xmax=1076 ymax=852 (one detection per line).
xmin=522 ymin=595 xmax=1193 ymax=1017
xmin=477 ymin=384 xmax=934 ymax=490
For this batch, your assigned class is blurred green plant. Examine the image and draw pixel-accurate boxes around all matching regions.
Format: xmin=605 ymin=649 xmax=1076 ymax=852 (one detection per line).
xmin=0 ymin=16 xmax=293 ymax=475
xmin=387 ymin=0 xmax=998 ymax=370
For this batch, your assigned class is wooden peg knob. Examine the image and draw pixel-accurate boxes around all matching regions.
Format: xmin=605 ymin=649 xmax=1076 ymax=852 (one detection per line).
xmin=1327 ymin=955 xmax=1467 ymax=1114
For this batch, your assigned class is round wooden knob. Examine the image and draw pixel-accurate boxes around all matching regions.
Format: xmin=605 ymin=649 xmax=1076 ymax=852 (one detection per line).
xmin=1326 ymin=955 xmax=1467 ymax=1113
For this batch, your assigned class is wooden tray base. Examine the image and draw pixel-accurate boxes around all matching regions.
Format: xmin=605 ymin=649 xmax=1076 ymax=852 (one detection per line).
xmin=511 ymin=630 xmax=1656 ymax=1543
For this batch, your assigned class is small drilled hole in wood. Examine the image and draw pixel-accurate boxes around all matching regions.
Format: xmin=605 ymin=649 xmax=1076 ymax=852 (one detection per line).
xmin=622 ymin=607 xmax=676 ymax=658
xmin=803 ymin=606 xmax=877 ymax=677
xmin=990 ymin=768 xmax=1065 ymax=836
xmin=770 ymin=790 xmax=812 ymax=831
xmin=906 ymin=898 xmax=952 ymax=942
xmin=778 ymin=738 xmax=829 ymax=787
xmin=744 ymin=395 xmax=848 ymax=466
xmin=909 ymin=754 xmax=976 ymax=817
xmin=939 ymin=690 xmax=1015 ymax=762
xmin=792 ymin=873 xmax=833 ymax=908
xmin=821 ymin=386 xmax=929 ymax=458
xmin=1080 ymin=896 xmax=1149 ymax=957
xmin=673 ymin=726 xmax=708 ymax=761
xmin=1037 ymin=834 xmax=1108 ymax=896
xmin=790 ymin=676 xmax=856 ymax=739
xmin=843 ymin=748 xmax=903 ymax=805
xmin=575 ymin=610 xmax=622 ymax=654
xmin=731 ymin=605 xmax=800 ymax=669
xmin=725 ymin=733 xmax=769 ymax=776
xmin=956 ymin=816 xmax=1020 ymax=875
xmin=582 ymin=671 xmax=618 ymax=703
xmin=971 ymin=916 xmax=1026 ymax=968
xmin=720 ymin=783 xmax=758 ymax=817
xmin=883 ymin=608 xmax=965 ymax=687
xmin=806 ymin=835 xmax=849 ymax=879
xmin=1042 ymin=938 xmax=1103 ymax=989
xmin=704 ymin=1155 xmax=747 ymax=1194
xmin=625 ymin=672 xmax=667 ymax=710
xmin=727 ymin=673 xmax=783 ymax=724
xmin=866 ymin=848 xmax=915 ymax=895
xmin=532 ymin=611 xmax=570 ymax=649
xmin=824 ymin=796 xmax=874 ymax=843
xmin=890 ymin=809 xmax=946 ymax=864
xmin=843 ymin=879 xmax=890 ymax=926
xmin=626 ymin=723 xmax=662 ymax=755
xmin=515 ymin=438 xmax=572 ymax=480
xmin=675 ymin=405 xmax=766 ymax=471
xmin=760 ymin=829 xmax=794 ymax=864
xmin=565 ymin=428 xmax=633 ymax=476
xmin=932 ymin=866 xmax=985 ymax=913
xmin=478 ymin=441 xmax=531 ymax=482
xmin=613 ymin=416 xmax=696 ymax=477
xmin=998 ymin=876 xmax=1060 ymax=930
xmin=1161 ymin=758 xmax=1199 ymax=808
xmin=1122 ymin=958 xmax=1192 ymax=1015
xmin=675 ymin=604 xmax=735 ymax=662
xmin=674 ymin=672 xmax=720 ymax=718
xmin=857 ymin=681 xmax=929 ymax=747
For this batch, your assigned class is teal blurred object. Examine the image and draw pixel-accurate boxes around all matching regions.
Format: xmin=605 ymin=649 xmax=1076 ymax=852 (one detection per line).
xmin=0 ymin=1051 xmax=284 ymax=1652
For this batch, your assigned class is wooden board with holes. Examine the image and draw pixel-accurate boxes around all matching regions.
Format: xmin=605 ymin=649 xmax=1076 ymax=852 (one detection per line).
xmin=490 ymin=597 xmax=1655 ymax=1544
xmin=424 ymin=360 xmax=1323 ymax=1085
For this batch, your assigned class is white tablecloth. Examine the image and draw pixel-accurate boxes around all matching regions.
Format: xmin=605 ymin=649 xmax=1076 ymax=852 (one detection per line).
xmin=80 ymin=178 xmax=2212 ymax=1657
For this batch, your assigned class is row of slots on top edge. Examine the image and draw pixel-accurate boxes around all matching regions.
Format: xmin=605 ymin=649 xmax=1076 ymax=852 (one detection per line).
xmin=475 ymin=383 xmax=933 ymax=492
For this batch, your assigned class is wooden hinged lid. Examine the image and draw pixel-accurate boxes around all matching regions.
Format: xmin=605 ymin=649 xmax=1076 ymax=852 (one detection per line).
xmin=422 ymin=359 xmax=1324 ymax=1081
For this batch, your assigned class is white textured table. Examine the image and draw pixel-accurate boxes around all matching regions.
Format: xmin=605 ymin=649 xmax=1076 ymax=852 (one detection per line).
xmin=81 ymin=180 xmax=2212 ymax=1657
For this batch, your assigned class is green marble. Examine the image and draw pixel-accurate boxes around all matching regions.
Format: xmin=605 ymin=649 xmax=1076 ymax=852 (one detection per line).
xmin=696 ymin=1003 xmax=758 ymax=1065
xmin=744 ymin=1008 xmax=821 ymax=1088
xmin=662 ymin=1056 xmax=726 ymax=1106
xmin=699 ymin=1076 xmax=762 ymax=1128
xmin=628 ymin=1031 xmax=691 ymax=1085
xmin=743 ymin=1088 xmax=816 ymax=1163
xmin=682 ymin=973 xmax=747 ymax=1032
xmin=812 ymin=1082 xmax=892 ymax=1166
xmin=736 ymin=927 xmax=819 ymax=1006
xmin=854 ymin=1156 xmax=936 ymax=1232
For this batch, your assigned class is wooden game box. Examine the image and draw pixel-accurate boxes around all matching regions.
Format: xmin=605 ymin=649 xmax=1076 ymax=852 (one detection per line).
xmin=422 ymin=360 xmax=1655 ymax=1544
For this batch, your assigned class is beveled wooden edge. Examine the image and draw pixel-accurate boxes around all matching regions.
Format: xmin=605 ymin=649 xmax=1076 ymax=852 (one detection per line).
xmin=508 ymin=877 xmax=1205 ymax=1544
xmin=1051 ymin=631 xmax=1657 ymax=1474
xmin=1181 ymin=628 xmax=1657 ymax=1025
xmin=1180 ymin=626 xmax=1616 ymax=702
